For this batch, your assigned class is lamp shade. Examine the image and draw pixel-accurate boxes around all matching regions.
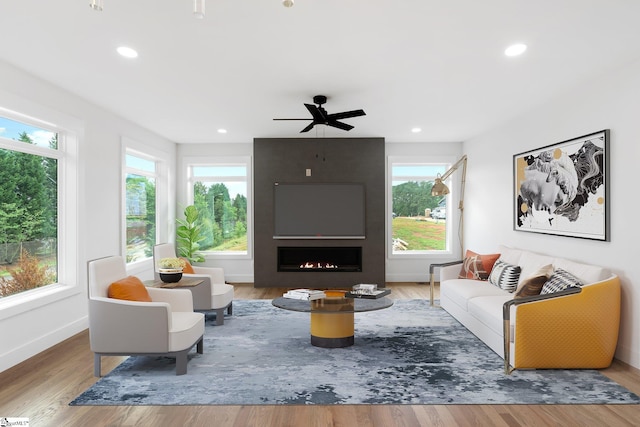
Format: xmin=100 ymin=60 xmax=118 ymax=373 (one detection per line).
xmin=431 ymin=177 xmax=450 ymax=196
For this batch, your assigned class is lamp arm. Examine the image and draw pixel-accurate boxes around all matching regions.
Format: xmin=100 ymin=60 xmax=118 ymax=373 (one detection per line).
xmin=438 ymin=155 xmax=467 ymax=256
xmin=439 ymin=155 xmax=468 ymax=181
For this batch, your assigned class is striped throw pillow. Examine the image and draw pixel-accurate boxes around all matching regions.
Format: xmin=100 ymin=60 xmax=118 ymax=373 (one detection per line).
xmin=541 ymin=268 xmax=583 ymax=294
xmin=489 ymin=260 xmax=522 ymax=292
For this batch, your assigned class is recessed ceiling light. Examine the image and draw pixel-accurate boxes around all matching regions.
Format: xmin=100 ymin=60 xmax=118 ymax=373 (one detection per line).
xmin=411 ymin=127 xmax=422 ymax=133
xmin=117 ymin=46 xmax=138 ymax=58
xmin=505 ymin=43 xmax=527 ymax=57
xmin=217 ymin=129 xmax=227 ymax=134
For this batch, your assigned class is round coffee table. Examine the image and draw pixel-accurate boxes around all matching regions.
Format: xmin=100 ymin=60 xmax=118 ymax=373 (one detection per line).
xmin=272 ymin=292 xmax=393 ymax=348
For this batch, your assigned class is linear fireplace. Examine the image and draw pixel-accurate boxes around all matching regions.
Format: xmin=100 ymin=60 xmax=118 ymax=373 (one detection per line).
xmin=277 ymin=247 xmax=362 ymax=273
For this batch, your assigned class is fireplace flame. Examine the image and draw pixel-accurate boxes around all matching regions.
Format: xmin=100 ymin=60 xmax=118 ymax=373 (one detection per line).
xmin=299 ymin=261 xmax=338 ymax=269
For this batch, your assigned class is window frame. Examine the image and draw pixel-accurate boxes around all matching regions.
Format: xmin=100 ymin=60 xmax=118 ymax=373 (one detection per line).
xmin=387 ymin=155 xmax=456 ymax=259
xmin=0 ymin=106 xmax=79 ymax=320
xmin=121 ymin=139 xmax=169 ymax=269
xmin=184 ymin=155 xmax=252 ymax=260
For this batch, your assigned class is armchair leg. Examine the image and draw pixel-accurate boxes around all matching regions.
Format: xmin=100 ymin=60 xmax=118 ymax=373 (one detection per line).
xmin=175 ymin=350 xmax=188 ymax=375
xmin=227 ymin=301 xmax=233 ymax=315
xmin=94 ymin=353 xmax=102 ymax=377
xmin=197 ymin=337 xmax=204 ymax=354
xmin=215 ymin=308 xmax=225 ymax=325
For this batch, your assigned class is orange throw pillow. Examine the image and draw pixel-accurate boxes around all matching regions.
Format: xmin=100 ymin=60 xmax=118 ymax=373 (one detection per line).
xmin=180 ymin=258 xmax=195 ymax=274
xmin=458 ymin=250 xmax=500 ymax=281
xmin=108 ymin=276 xmax=152 ymax=302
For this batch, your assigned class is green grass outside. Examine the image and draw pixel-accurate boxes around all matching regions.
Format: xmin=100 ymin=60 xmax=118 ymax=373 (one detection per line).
xmin=393 ymin=216 xmax=446 ymax=251
xmin=209 ymin=236 xmax=248 ymax=252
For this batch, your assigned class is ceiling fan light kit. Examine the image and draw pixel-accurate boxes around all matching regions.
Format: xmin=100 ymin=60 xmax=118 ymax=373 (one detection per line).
xmin=274 ymin=95 xmax=366 ymax=133
xmin=283 ymin=0 xmax=294 ymax=7
xmin=89 ymin=0 xmax=103 ymax=11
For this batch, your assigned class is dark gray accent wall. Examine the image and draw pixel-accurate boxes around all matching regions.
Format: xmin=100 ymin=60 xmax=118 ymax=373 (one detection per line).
xmin=254 ymin=138 xmax=385 ymax=288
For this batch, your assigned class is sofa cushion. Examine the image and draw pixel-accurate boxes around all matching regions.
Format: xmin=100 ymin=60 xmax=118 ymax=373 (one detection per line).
xmin=467 ymin=295 xmax=514 ymax=337
xmin=440 ymin=279 xmax=508 ymax=311
xmin=515 ymin=264 xmax=554 ymax=298
xmin=489 ymin=260 xmax=521 ymax=292
xmin=108 ymin=276 xmax=152 ymax=302
xmin=541 ymin=268 xmax=584 ymax=294
xmin=458 ymin=250 xmax=500 ymax=281
xmin=553 ymin=258 xmax=607 ymax=284
xmin=497 ymin=245 xmax=522 ymax=266
xmin=517 ymin=251 xmax=556 ymax=285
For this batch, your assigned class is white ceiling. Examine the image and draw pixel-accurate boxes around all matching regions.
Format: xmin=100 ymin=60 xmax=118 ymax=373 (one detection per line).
xmin=2 ymin=1 xmax=640 ymax=144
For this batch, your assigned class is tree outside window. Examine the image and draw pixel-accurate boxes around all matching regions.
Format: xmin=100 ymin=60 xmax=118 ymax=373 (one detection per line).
xmin=125 ymin=154 xmax=156 ymax=263
xmin=190 ymin=164 xmax=248 ymax=253
xmin=0 ymin=117 xmax=59 ymax=298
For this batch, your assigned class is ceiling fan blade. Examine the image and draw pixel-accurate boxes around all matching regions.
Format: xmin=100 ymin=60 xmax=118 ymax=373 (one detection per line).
xmin=327 ymin=109 xmax=366 ymax=120
xmin=305 ymin=103 xmax=327 ymax=123
xmin=273 ymin=118 xmax=311 ymax=121
xmin=300 ymin=122 xmax=315 ymax=133
xmin=327 ymin=120 xmax=354 ymax=131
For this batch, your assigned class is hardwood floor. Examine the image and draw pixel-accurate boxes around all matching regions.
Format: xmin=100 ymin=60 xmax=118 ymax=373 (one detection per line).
xmin=1 ymin=283 xmax=639 ymax=426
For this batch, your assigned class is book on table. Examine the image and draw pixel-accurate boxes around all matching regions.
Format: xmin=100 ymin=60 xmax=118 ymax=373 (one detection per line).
xmin=345 ymin=284 xmax=390 ymax=299
xmin=283 ymin=289 xmax=327 ymax=301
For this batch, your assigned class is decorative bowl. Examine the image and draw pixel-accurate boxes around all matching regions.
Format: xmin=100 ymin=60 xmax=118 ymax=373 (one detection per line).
xmin=159 ymin=268 xmax=183 ymax=283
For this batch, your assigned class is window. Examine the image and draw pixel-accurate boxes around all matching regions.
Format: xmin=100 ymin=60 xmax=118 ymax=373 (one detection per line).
xmin=186 ymin=159 xmax=250 ymax=255
xmin=0 ymin=116 xmax=60 ymax=298
xmin=389 ymin=160 xmax=450 ymax=254
xmin=125 ymin=152 xmax=157 ymax=263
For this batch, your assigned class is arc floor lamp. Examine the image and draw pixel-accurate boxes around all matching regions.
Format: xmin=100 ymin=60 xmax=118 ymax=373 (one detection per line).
xmin=429 ymin=154 xmax=467 ymax=306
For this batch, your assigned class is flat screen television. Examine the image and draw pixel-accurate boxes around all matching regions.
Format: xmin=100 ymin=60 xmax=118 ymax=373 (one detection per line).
xmin=273 ymin=183 xmax=365 ymax=239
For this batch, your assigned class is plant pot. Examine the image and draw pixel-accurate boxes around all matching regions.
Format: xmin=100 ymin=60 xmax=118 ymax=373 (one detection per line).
xmin=159 ymin=268 xmax=183 ymax=283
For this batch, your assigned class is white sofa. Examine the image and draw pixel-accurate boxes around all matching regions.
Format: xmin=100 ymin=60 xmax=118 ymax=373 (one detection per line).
xmin=433 ymin=245 xmax=621 ymax=373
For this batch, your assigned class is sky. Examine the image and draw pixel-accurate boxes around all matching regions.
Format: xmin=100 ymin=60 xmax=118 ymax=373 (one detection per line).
xmin=0 ymin=116 xmax=56 ymax=148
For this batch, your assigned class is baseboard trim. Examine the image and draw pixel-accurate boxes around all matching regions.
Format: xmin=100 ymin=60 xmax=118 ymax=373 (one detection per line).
xmin=0 ymin=316 xmax=88 ymax=374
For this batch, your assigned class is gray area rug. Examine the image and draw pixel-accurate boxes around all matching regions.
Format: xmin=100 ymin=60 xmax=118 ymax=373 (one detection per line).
xmin=71 ymin=299 xmax=640 ymax=406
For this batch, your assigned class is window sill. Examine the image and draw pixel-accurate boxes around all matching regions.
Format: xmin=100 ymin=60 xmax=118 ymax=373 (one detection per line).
xmin=0 ymin=283 xmax=80 ymax=322
xmin=389 ymin=250 xmax=454 ymax=259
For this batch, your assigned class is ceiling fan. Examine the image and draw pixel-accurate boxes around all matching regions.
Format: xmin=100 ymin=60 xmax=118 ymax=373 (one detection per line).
xmin=274 ymin=95 xmax=366 ymax=133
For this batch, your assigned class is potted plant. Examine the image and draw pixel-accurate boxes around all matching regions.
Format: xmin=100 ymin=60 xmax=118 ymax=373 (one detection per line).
xmin=176 ymin=205 xmax=205 ymax=263
xmin=158 ymin=257 xmax=186 ymax=283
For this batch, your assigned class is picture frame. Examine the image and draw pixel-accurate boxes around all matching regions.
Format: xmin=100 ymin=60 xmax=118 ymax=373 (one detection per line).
xmin=513 ymin=129 xmax=609 ymax=241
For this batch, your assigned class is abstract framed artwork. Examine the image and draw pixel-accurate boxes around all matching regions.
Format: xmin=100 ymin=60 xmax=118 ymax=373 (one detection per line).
xmin=514 ymin=129 xmax=609 ymax=241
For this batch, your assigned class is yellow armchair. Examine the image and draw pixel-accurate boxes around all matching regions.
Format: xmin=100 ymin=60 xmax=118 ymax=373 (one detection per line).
xmin=503 ymin=275 xmax=620 ymax=374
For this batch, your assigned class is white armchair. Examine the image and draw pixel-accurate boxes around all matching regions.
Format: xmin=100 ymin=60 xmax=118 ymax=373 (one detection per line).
xmin=154 ymin=243 xmax=234 ymax=325
xmin=87 ymin=256 xmax=204 ymax=376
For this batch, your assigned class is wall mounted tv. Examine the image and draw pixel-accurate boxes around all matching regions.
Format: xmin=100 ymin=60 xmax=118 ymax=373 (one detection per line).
xmin=273 ymin=183 xmax=366 ymax=239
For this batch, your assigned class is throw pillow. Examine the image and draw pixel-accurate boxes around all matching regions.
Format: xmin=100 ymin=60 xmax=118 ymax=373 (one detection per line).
xmin=488 ymin=260 xmax=521 ymax=292
xmin=514 ymin=264 xmax=554 ymax=298
xmin=458 ymin=250 xmax=500 ymax=281
xmin=180 ymin=258 xmax=195 ymax=274
xmin=108 ymin=276 xmax=152 ymax=302
xmin=540 ymin=268 xmax=584 ymax=294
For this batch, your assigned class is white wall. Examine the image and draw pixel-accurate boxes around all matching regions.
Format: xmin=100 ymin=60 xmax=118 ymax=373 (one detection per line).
xmin=0 ymin=61 xmax=176 ymax=373
xmin=463 ymin=58 xmax=640 ymax=368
